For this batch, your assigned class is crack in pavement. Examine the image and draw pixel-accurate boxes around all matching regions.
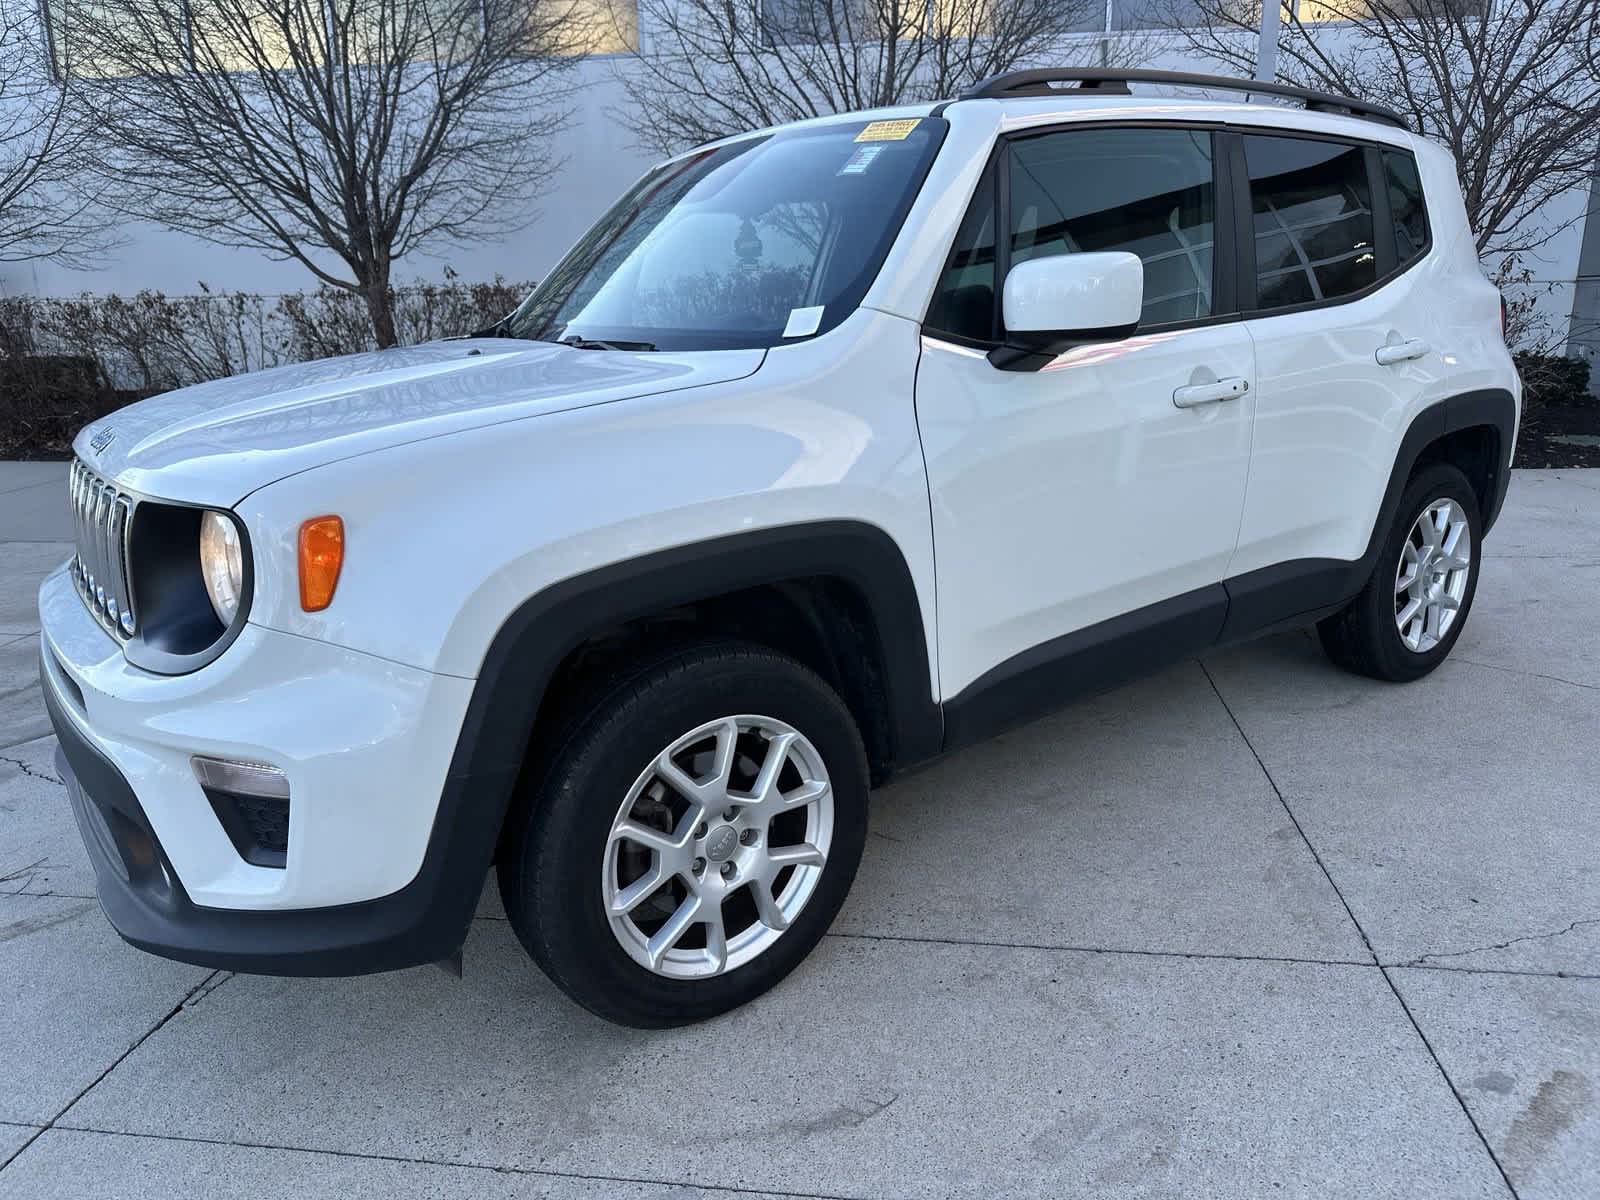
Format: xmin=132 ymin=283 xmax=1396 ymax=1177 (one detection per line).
xmin=1 ymin=969 xmax=227 ymax=1173
xmin=0 ymin=754 xmax=63 ymax=786
xmin=1398 ymin=917 xmax=1600 ymax=968
xmin=1453 ymin=657 xmax=1598 ymax=693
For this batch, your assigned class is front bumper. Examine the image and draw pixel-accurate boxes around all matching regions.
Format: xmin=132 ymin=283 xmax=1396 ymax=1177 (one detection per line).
xmin=39 ymin=565 xmax=503 ymax=975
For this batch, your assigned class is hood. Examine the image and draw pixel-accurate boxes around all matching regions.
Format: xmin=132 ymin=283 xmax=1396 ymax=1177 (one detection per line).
xmin=75 ymin=339 xmax=765 ymax=506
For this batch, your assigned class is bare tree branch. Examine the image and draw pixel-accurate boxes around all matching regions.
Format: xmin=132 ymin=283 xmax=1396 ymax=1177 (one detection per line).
xmin=0 ymin=6 xmax=117 ymax=267
xmin=613 ymin=0 xmax=1136 ymax=156
xmin=62 ymin=0 xmax=578 ymax=345
xmin=1156 ymin=0 xmax=1600 ymax=259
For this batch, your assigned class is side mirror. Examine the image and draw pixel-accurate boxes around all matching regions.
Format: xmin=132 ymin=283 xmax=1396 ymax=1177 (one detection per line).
xmin=990 ymin=251 xmax=1144 ymax=371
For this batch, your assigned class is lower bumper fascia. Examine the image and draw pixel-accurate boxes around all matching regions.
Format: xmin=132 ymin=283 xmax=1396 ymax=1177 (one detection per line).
xmin=45 ymin=657 xmax=502 ymax=977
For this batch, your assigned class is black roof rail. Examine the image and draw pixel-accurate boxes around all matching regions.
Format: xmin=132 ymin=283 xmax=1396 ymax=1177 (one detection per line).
xmin=959 ymin=68 xmax=1408 ymax=131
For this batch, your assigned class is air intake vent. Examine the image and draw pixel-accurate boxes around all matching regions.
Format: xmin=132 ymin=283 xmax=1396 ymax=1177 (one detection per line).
xmin=69 ymin=459 xmax=138 ymax=639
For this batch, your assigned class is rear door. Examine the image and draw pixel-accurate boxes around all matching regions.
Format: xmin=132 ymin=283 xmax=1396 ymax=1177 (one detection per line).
xmin=1229 ymin=132 xmax=1447 ymax=578
xmin=914 ymin=123 xmax=1257 ymax=707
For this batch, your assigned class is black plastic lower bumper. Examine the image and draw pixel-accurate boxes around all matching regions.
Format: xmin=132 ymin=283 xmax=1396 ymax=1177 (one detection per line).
xmin=43 ymin=650 xmax=503 ymax=977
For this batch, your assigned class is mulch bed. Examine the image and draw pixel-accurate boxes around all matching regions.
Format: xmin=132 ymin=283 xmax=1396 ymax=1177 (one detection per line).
xmin=1514 ymin=400 xmax=1600 ymax=469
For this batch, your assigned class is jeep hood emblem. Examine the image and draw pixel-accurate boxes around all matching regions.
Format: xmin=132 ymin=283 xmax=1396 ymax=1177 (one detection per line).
xmin=89 ymin=426 xmax=117 ymax=454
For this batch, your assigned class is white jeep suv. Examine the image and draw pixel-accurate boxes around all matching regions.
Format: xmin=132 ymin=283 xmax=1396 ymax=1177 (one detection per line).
xmin=40 ymin=70 xmax=1518 ymax=1027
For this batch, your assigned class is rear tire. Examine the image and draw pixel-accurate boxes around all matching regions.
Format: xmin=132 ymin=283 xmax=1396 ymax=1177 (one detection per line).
xmin=1317 ymin=462 xmax=1481 ymax=682
xmin=498 ymin=641 xmax=869 ymax=1028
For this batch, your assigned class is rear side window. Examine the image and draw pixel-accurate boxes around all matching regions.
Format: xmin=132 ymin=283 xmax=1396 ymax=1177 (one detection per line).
xmin=1007 ymin=128 xmax=1218 ymax=326
xmin=1383 ymin=150 xmax=1429 ymax=267
xmin=1244 ymin=135 xmax=1376 ymax=310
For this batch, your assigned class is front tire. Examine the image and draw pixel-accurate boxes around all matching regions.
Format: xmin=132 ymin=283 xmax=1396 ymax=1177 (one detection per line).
xmin=1317 ymin=462 xmax=1482 ymax=682
xmin=498 ymin=642 xmax=869 ymax=1028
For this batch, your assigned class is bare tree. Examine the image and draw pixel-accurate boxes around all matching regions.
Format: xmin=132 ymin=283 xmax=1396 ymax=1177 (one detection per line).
xmin=616 ymin=0 xmax=1128 ymax=156
xmin=61 ymin=0 xmax=578 ymax=345
xmin=1160 ymin=0 xmax=1600 ymax=260
xmin=0 ymin=6 xmax=111 ymax=267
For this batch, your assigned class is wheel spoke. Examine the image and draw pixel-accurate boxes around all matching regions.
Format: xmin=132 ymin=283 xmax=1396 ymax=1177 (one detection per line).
xmin=1441 ymin=520 xmax=1466 ymax=560
xmin=751 ymin=883 xmax=790 ymax=932
xmin=646 ymin=893 xmax=703 ymax=969
xmin=776 ymin=778 xmax=830 ymax=811
xmin=767 ymin=842 xmax=826 ymax=869
xmin=611 ymin=820 xmax=678 ymax=856
xmin=743 ymin=730 xmax=797 ymax=806
xmin=1425 ymin=507 xmax=1446 ymax=547
xmin=708 ymin=718 xmax=741 ymax=791
xmin=609 ymin=863 xmax=668 ymax=916
xmin=1437 ymin=592 xmax=1460 ymax=612
xmin=1396 ymin=597 xmax=1422 ymax=629
xmin=703 ymin=904 xmax=728 ymax=973
xmin=656 ymin=755 xmax=712 ymax=803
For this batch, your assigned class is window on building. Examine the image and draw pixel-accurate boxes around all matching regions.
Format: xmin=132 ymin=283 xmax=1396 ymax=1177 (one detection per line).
xmin=1008 ymin=127 xmax=1218 ymax=326
xmin=1244 ymin=134 xmax=1375 ymax=309
xmin=45 ymin=0 xmax=179 ymax=77
xmin=553 ymin=0 xmax=638 ymax=54
xmin=1383 ymin=149 xmax=1428 ymax=267
xmin=760 ymin=0 xmax=935 ymax=45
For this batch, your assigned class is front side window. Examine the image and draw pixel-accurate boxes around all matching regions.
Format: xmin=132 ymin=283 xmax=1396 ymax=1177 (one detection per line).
xmin=1244 ymin=134 xmax=1376 ymax=310
xmin=1007 ymin=127 xmax=1218 ymax=327
xmin=506 ymin=118 xmax=946 ymax=350
xmin=925 ymin=172 xmax=997 ymax=343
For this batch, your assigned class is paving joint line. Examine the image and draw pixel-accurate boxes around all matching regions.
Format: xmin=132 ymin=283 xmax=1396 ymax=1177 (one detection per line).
xmin=0 ymin=968 xmax=226 ymax=1173
xmin=1199 ymin=660 xmax=1521 ymax=1200
xmin=43 ymin=1124 xmax=877 ymax=1200
xmin=824 ymin=930 xmax=1372 ymax=971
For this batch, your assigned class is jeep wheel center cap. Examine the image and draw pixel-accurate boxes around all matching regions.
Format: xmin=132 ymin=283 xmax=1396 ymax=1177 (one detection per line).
xmin=705 ymin=825 xmax=739 ymax=863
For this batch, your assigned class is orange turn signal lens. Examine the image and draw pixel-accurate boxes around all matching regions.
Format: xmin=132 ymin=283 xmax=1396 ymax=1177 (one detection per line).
xmin=297 ymin=515 xmax=344 ymax=612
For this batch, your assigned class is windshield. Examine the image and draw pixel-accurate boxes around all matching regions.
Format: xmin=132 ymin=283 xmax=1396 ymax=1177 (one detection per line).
xmin=504 ymin=117 xmax=947 ymax=351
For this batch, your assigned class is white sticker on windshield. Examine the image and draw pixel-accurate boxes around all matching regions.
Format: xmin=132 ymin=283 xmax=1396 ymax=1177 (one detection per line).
xmin=838 ymin=144 xmax=885 ymax=176
xmin=782 ymin=306 xmax=825 ymax=339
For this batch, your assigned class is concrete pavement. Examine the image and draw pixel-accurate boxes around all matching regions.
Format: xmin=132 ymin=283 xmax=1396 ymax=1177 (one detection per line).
xmin=1 ymin=462 xmax=1596 ymax=1198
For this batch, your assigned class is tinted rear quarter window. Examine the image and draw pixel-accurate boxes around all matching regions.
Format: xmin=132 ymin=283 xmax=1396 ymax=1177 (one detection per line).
xmin=1244 ymin=135 xmax=1376 ymax=310
xmin=1383 ymin=150 xmax=1429 ymax=266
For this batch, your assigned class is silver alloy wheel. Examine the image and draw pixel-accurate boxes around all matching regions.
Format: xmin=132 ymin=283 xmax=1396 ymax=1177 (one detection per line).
xmin=1394 ymin=497 xmax=1472 ymax=653
xmin=602 ymin=715 xmax=834 ymax=980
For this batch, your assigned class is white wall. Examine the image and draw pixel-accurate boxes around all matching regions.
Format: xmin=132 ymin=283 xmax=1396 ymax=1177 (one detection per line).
xmin=0 ymin=57 xmax=655 ymax=299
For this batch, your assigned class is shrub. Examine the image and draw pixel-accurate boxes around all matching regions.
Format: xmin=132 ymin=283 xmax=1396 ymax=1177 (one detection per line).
xmin=1514 ymin=352 xmax=1594 ymax=409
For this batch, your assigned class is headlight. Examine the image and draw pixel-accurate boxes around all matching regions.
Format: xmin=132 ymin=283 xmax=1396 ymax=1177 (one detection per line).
xmin=199 ymin=510 xmax=245 ymax=625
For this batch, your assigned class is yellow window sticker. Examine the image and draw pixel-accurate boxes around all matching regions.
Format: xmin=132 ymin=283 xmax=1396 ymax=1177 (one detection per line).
xmin=855 ymin=119 xmax=921 ymax=143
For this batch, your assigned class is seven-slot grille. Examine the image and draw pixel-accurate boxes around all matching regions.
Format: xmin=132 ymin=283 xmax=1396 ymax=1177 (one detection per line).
xmin=69 ymin=458 xmax=137 ymax=639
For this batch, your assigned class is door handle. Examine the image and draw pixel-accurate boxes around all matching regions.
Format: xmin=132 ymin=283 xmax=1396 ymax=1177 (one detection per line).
xmin=1375 ymin=338 xmax=1430 ymax=366
xmin=1172 ymin=376 xmax=1250 ymax=409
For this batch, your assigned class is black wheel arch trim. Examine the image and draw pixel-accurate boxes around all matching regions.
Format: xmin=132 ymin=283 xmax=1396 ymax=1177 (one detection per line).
xmin=44 ymin=521 xmax=942 ymax=977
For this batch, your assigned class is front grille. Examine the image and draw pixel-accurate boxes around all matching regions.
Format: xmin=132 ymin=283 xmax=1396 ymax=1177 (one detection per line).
xmin=68 ymin=458 xmax=138 ymax=639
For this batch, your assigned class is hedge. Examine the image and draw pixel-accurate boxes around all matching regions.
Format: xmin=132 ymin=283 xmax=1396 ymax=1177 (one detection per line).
xmin=0 ymin=277 xmax=531 ymax=458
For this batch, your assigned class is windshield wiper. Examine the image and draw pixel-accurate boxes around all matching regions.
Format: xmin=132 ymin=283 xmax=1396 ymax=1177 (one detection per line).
xmin=560 ymin=334 xmax=657 ymax=352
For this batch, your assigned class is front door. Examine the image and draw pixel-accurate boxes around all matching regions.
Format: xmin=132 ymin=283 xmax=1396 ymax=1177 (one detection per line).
xmin=914 ymin=124 xmax=1256 ymax=722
